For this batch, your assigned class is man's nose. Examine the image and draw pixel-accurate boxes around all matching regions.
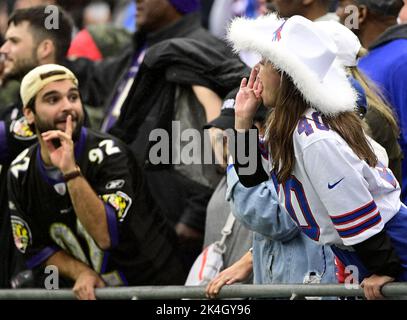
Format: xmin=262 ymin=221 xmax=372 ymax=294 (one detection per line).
xmin=61 ymin=97 xmax=75 ymax=111
xmin=0 ymin=41 xmax=10 ymax=54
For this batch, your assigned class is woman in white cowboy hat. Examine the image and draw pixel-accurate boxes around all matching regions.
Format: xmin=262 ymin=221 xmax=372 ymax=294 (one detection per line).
xmin=228 ymin=14 xmax=407 ymax=300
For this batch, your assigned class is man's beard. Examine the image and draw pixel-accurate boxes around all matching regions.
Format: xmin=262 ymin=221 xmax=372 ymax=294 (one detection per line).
xmin=35 ymin=112 xmax=84 ymax=142
xmin=3 ymin=55 xmax=39 ymax=83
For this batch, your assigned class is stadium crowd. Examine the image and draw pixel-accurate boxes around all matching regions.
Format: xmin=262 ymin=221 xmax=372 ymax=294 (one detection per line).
xmin=0 ymin=0 xmax=407 ymax=300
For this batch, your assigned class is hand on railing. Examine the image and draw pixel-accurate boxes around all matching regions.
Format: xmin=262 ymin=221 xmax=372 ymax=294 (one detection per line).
xmin=361 ymin=274 xmax=395 ymax=300
xmin=205 ymin=251 xmax=253 ymax=299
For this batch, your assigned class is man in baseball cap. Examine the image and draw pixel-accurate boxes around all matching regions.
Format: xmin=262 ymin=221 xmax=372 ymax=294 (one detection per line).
xmin=10 ymin=64 xmax=187 ymax=299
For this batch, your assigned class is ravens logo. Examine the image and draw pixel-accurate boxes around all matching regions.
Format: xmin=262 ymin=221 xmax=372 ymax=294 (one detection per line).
xmin=11 ymin=215 xmax=32 ymax=253
xmin=11 ymin=117 xmax=36 ymax=141
xmin=101 ymin=191 xmax=132 ymax=222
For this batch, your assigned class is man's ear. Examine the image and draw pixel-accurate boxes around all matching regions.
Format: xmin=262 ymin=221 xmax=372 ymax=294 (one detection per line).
xmin=36 ymin=39 xmax=55 ymax=63
xmin=23 ymin=106 xmax=35 ymax=126
xmin=358 ymin=4 xmax=368 ymax=25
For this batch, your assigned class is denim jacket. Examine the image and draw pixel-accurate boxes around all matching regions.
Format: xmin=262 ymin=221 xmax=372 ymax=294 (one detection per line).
xmin=226 ymin=167 xmax=337 ymax=285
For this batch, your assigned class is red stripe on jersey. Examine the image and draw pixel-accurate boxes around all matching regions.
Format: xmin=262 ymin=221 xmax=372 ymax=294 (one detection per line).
xmin=337 ymin=213 xmax=382 ymax=238
xmin=332 ymin=200 xmax=375 ymax=220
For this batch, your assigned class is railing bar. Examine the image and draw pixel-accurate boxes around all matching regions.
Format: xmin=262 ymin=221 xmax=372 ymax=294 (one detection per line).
xmin=0 ymin=283 xmax=407 ymax=300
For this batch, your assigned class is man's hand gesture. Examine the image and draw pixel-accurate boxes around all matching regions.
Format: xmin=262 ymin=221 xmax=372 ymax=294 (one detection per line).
xmin=41 ymin=115 xmax=77 ymax=174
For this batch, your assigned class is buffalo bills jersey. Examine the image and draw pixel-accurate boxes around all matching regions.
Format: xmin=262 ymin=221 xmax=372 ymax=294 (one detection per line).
xmin=266 ymin=108 xmax=402 ymax=247
xmin=8 ymin=127 xmax=184 ymax=286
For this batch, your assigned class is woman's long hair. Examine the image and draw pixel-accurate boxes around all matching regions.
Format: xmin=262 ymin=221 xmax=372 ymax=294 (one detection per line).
xmin=265 ymin=72 xmax=378 ymax=183
xmin=348 ymin=67 xmax=400 ymax=138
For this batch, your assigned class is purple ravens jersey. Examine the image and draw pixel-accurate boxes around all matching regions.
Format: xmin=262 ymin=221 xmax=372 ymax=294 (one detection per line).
xmin=8 ymin=127 xmax=185 ymax=286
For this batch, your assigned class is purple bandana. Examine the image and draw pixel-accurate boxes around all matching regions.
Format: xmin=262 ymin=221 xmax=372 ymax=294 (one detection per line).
xmin=168 ymin=0 xmax=200 ymax=14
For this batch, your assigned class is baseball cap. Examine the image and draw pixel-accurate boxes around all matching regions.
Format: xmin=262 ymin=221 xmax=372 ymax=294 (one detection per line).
xmin=20 ymin=64 xmax=79 ymax=107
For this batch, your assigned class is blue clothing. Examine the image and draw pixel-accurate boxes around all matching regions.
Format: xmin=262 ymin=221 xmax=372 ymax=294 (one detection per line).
xmin=333 ymin=204 xmax=407 ymax=282
xmin=358 ymin=24 xmax=407 ymax=203
xmin=226 ymin=167 xmax=337 ymax=285
xmin=123 ymin=2 xmax=136 ymax=33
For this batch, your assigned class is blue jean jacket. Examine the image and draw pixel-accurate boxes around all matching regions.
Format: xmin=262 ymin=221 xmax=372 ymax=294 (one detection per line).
xmin=226 ymin=167 xmax=337 ymax=285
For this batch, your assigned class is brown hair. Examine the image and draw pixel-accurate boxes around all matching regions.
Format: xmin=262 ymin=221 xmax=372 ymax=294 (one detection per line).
xmin=347 ymin=65 xmax=399 ymax=138
xmin=8 ymin=5 xmax=73 ymax=63
xmin=265 ymin=72 xmax=377 ymax=183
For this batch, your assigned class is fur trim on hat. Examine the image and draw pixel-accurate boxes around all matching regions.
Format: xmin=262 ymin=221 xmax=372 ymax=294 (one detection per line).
xmin=228 ymin=15 xmax=357 ymax=116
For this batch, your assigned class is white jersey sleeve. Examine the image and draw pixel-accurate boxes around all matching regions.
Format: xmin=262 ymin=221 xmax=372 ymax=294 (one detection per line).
xmin=302 ymin=138 xmax=386 ymax=246
xmin=283 ymin=108 xmax=402 ymax=247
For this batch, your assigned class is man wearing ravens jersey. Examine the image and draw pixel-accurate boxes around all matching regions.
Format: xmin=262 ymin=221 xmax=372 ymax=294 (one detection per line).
xmin=228 ymin=14 xmax=407 ymax=299
xmin=0 ymin=5 xmax=75 ymax=288
xmin=8 ymin=64 xmax=186 ymax=299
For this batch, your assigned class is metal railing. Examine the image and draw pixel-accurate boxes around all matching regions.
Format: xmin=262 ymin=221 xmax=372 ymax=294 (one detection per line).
xmin=1 ymin=283 xmax=407 ymax=300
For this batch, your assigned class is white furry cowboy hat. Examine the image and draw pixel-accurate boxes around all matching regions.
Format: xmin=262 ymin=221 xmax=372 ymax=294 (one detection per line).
xmin=315 ymin=21 xmax=362 ymax=68
xmin=227 ymin=14 xmax=357 ymax=116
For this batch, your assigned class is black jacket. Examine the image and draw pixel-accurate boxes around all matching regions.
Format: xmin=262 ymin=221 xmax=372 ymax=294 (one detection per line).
xmin=111 ymin=38 xmax=248 ymax=156
xmin=103 ymin=13 xmax=249 ymax=231
xmin=113 ymin=38 xmax=248 ymax=230
xmin=77 ymin=13 xmax=235 ymax=110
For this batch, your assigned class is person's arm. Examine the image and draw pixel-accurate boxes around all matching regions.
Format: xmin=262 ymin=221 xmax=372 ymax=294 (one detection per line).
xmin=45 ymin=250 xmax=105 ymax=300
xmin=41 ymin=116 xmax=110 ymax=250
xmin=192 ymin=85 xmax=222 ymax=122
xmin=302 ymin=139 xmax=401 ymax=299
xmin=303 ymin=139 xmax=401 ymax=266
xmin=205 ymin=250 xmax=253 ymax=299
xmin=226 ymin=166 xmax=299 ymax=241
xmin=231 ymin=127 xmax=270 ymax=187
xmin=355 ymin=231 xmax=400 ymax=299
xmin=64 ymin=172 xmax=110 ymax=249
xmin=230 ymin=67 xmax=269 ymax=187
